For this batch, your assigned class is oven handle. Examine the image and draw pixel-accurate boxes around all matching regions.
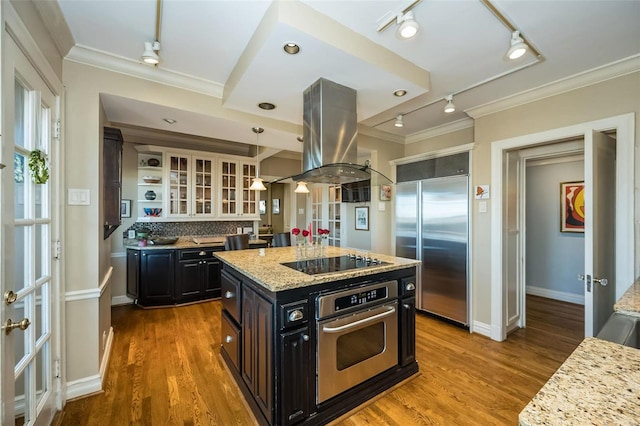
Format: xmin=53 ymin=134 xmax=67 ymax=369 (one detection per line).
xmin=321 ymin=306 xmax=396 ymax=334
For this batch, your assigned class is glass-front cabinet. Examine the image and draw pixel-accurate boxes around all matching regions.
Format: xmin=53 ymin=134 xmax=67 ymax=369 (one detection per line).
xmin=219 ymin=159 xmax=258 ymax=218
xmin=167 ymin=152 xmax=216 ymax=218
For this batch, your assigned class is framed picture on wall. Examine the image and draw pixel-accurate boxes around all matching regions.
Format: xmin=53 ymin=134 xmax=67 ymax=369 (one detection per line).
xmin=380 ymin=184 xmax=392 ymax=201
xmin=121 ymin=199 xmax=131 ymax=218
xmin=273 ymin=198 xmax=280 ymax=214
xmin=259 ymin=199 xmax=266 ymax=215
xmin=560 ymin=181 xmax=585 ymax=233
xmin=355 ymin=206 xmax=369 ymax=231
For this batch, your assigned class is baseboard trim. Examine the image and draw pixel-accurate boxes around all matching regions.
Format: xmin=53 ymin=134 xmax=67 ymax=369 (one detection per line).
xmin=65 ymin=375 xmax=103 ymax=401
xmin=471 ymin=321 xmax=491 ymax=338
xmin=526 ymin=285 xmax=584 ymax=305
xmin=111 ymin=295 xmax=134 ymax=306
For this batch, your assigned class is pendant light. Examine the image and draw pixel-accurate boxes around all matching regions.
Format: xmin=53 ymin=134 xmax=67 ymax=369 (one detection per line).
xmin=249 ymin=127 xmax=267 ymax=191
xmin=294 ymin=181 xmax=310 ymax=194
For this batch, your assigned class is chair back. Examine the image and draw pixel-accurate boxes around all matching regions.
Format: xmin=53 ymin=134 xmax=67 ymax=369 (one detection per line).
xmin=225 ymin=234 xmax=250 ymax=251
xmin=271 ymin=232 xmax=291 ymax=247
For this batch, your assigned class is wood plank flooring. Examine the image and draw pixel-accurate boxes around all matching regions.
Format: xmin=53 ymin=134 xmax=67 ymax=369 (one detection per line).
xmin=57 ymin=295 xmax=583 ymax=425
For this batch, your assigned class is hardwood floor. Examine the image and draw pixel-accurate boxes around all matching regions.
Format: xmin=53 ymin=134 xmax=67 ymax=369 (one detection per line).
xmin=57 ymin=295 xmax=583 ymax=425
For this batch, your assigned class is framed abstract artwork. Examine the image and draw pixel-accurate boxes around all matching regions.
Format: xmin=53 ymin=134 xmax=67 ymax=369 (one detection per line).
xmin=560 ymin=181 xmax=585 ymax=233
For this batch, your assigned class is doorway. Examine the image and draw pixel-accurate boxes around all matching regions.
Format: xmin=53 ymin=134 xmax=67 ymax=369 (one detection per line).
xmin=489 ymin=114 xmax=635 ymax=342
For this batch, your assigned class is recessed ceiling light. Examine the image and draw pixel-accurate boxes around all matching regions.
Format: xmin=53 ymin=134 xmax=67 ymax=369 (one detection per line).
xmin=393 ymin=89 xmax=407 ymax=97
xmin=162 ymin=118 xmax=176 ymax=124
xmin=258 ymin=102 xmax=276 ymax=110
xmin=283 ymin=42 xmax=300 ymax=55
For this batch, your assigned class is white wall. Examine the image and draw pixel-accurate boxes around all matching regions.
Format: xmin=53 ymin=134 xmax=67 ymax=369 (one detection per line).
xmin=526 ymin=159 xmax=585 ymax=303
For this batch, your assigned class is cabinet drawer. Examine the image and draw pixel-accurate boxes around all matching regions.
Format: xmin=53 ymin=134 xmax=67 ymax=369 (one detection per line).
xmin=221 ymin=311 xmax=241 ymax=371
xmin=179 ymin=247 xmax=222 ymax=261
xmin=400 ymin=276 xmax=417 ymax=297
xmin=221 ymin=269 xmax=241 ymax=323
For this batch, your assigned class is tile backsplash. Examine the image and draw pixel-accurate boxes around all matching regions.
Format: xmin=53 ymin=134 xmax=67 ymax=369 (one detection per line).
xmin=126 ymin=221 xmax=254 ymax=237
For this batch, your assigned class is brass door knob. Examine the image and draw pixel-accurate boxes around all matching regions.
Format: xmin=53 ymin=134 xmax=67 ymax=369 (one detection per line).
xmin=3 ymin=318 xmax=31 ymax=335
xmin=4 ymin=290 xmax=17 ymax=305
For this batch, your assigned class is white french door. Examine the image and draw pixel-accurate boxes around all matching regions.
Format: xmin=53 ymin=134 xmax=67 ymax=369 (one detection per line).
xmin=1 ymin=34 xmax=59 ymax=426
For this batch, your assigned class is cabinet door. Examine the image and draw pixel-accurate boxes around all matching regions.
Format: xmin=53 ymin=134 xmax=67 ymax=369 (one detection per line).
xmin=140 ymin=250 xmax=175 ymax=306
xmin=241 ymin=162 xmax=258 ymax=215
xmin=254 ymin=293 xmax=273 ymax=421
xmin=399 ymin=297 xmax=416 ymax=367
xmin=167 ymin=153 xmax=191 ymax=217
xmin=220 ymin=160 xmax=238 ymax=216
xmin=192 ymin=156 xmax=215 ymax=216
xmin=103 ymin=127 xmax=123 ymax=238
xmin=279 ymin=328 xmax=310 ymax=425
xmin=242 ymin=288 xmax=255 ymax=389
xmin=202 ymin=259 xmax=221 ymax=299
xmin=176 ymin=260 xmax=202 ymax=303
xmin=126 ymin=249 xmax=139 ymax=300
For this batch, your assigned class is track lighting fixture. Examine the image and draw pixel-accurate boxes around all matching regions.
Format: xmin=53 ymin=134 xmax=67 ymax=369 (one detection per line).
xmin=507 ymin=30 xmax=528 ymax=60
xmin=444 ymin=95 xmax=456 ymax=113
xmin=394 ymin=114 xmax=404 ymax=127
xmin=397 ymin=10 xmax=419 ymax=39
xmin=294 ymin=182 xmax=310 ymax=194
xmin=249 ymin=127 xmax=267 ymax=191
xmin=142 ymin=41 xmax=160 ymax=64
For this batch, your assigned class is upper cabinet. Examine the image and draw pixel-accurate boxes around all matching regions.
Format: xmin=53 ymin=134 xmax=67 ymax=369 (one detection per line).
xmin=104 ymin=127 xmax=123 ymax=239
xmin=134 ymin=146 xmax=258 ymax=222
xmin=219 ymin=159 xmax=258 ymax=218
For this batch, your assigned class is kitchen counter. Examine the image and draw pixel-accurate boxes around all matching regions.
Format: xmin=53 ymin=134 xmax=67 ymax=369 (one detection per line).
xmin=214 ymin=245 xmax=421 ymax=292
xmin=614 ymin=277 xmax=640 ymax=318
xmin=124 ymin=236 xmax=268 ymax=250
xmin=519 ymin=337 xmax=640 ymax=425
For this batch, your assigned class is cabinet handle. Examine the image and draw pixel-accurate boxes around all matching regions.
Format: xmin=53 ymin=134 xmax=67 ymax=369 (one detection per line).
xmin=403 ymin=304 xmax=411 ymax=309
xmin=289 ymin=310 xmax=304 ymax=322
xmin=199 ymin=251 xmax=206 ymax=256
xmin=302 ymin=334 xmax=309 ymax=342
xmin=405 ymin=282 xmax=416 ymax=291
xmin=224 ymin=291 xmax=234 ymax=299
xmin=225 ymin=335 xmax=233 ymax=343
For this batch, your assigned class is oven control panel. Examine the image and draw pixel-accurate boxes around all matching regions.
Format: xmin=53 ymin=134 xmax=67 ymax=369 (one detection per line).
xmin=316 ymin=280 xmax=398 ymax=319
xmin=335 ymin=287 xmax=388 ymax=312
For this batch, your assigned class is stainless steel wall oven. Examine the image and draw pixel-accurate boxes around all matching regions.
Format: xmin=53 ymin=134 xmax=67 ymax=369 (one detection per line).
xmin=315 ymin=280 xmax=399 ymax=403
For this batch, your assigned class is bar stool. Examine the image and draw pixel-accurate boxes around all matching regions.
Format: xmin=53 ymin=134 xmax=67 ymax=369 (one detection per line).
xmin=271 ymin=232 xmax=291 ymax=247
xmin=225 ymin=234 xmax=249 ymax=251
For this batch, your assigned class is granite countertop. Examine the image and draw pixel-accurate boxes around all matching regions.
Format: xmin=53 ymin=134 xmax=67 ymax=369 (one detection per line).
xmin=614 ymin=277 xmax=640 ymax=318
xmin=124 ymin=236 xmax=267 ymax=250
xmin=519 ymin=337 xmax=640 ymax=425
xmin=214 ymin=245 xmax=421 ymax=292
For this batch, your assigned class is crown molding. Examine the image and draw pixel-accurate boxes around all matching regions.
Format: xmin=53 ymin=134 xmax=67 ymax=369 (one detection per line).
xmin=466 ymin=55 xmax=640 ymax=118
xmin=358 ymin=125 xmax=405 ymax=144
xmin=405 ymin=118 xmax=474 ymax=144
xmin=65 ymin=45 xmax=225 ymax=98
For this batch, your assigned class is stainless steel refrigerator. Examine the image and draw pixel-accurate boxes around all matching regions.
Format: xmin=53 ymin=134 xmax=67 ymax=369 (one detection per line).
xmin=396 ymin=175 xmax=469 ymax=326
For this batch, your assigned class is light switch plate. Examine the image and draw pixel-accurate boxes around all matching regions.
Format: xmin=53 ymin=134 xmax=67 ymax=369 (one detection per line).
xmin=298 ymin=208 xmax=305 ymax=214
xmin=68 ymin=188 xmax=90 ymax=205
xmin=378 ymin=203 xmax=386 ymax=211
xmin=479 ymin=201 xmax=487 ymax=213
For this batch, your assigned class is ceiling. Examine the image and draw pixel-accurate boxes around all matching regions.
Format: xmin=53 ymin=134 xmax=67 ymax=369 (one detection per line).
xmin=52 ymin=0 xmax=640 ymax=163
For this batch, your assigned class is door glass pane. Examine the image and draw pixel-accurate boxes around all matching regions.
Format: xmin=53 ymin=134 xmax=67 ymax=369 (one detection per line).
xmin=35 ymin=224 xmax=49 ymax=280
xmin=35 ymin=284 xmax=46 ymax=343
xmin=14 ymin=299 xmax=27 ymax=367
xmin=15 ymin=153 xmax=27 ymax=219
xmin=14 ymin=81 xmax=27 ymax=148
xmin=15 ymin=369 xmax=28 ymax=425
xmin=14 ymin=226 xmax=27 ymax=293
xmin=36 ymin=343 xmax=49 ymax=407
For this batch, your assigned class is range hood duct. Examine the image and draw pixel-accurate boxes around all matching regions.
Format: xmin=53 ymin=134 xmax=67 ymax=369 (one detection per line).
xmin=294 ymin=78 xmax=371 ymax=184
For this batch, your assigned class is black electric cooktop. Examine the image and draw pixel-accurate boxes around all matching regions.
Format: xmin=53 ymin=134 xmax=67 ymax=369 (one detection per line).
xmin=281 ymin=255 xmax=389 ymax=275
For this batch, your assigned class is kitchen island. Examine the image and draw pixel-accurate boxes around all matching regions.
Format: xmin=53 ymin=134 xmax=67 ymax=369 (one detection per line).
xmin=215 ymin=245 xmax=420 ymax=426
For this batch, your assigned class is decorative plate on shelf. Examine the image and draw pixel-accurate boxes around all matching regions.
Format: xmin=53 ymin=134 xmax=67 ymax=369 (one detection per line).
xmin=147 ymin=158 xmax=160 ymax=167
xmin=143 ymin=176 xmax=161 ymax=183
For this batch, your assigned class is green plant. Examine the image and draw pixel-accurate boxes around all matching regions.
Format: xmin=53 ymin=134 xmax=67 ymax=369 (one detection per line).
xmin=28 ymin=149 xmax=49 ymax=184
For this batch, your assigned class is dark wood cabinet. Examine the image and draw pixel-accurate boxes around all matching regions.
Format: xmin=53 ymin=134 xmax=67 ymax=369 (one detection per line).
xmin=126 ymin=249 xmax=140 ymax=300
xmin=139 ymin=250 xmax=175 ymax=306
xmin=175 ymin=248 xmax=222 ymax=303
xmin=399 ymin=296 xmax=416 ymax=367
xmin=279 ymin=328 xmax=310 ymax=425
xmin=103 ymin=127 xmax=123 ymax=239
xmin=242 ymin=286 xmax=274 ymax=423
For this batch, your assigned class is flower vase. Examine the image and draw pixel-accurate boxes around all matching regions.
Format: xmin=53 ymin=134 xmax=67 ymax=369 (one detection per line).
xmin=296 ymin=241 xmax=305 ymax=260
xmin=320 ymin=238 xmax=328 ymax=257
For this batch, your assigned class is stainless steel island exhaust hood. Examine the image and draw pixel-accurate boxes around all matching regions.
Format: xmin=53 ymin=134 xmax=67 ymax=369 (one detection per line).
xmin=290 ymin=78 xmax=388 ymax=185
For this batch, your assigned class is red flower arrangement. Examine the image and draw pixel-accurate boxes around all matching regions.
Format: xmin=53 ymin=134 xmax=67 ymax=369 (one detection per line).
xmin=291 ymin=228 xmax=300 ymax=236
xmin=302 ymin=229 xmax=310 ymax=237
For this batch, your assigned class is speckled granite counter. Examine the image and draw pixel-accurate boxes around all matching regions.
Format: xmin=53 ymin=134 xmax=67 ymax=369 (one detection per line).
xmin=615 ymin=278 xmax=640 ymax=318
xmin=124 ymin=236 xmax=268 ymax=250
xmin=519 ymin=337 xmax=640 ymax=425
xmin=214 ymin=245 xmax=420 ymax=292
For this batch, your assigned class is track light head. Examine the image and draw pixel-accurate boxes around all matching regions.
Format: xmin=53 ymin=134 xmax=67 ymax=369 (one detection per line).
xmin=394 ymin=114 xmax=404 ymax=128
xmin=397 ymin=11 xmax=419 ymax=39
xmin=507 ymin=31 xmax=528 ymax=60
xmin=444 ymin=95 xmax=456 ymax=114
xmin=142 ymin=41 xmax=160 ymax=64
